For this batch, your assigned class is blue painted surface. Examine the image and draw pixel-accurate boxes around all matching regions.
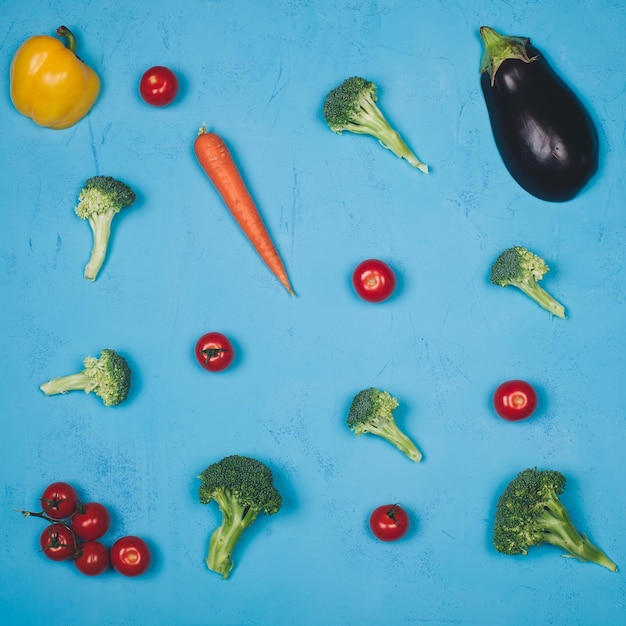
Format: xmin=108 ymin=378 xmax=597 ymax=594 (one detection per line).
xmin=1 ymin=1 xmax=625 ymax=624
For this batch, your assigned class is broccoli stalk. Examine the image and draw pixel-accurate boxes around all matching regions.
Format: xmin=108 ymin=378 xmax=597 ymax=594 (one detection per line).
xmin=490 ymin=246 xmax=566 ymax=318
xmin=198 ymin=455 xmax=282 ymax=579
xmin=347 ymin=388 xmax=422 ymax=462
xmin=39 ymin=348 xmax=131 ymax=407
xmin=74 ymin=175 xmax=136 ymax=281
xmin=493 ymin=468 xmax=617 ymax=572
xmin=322 ymin=76 xmax=428 ymax=172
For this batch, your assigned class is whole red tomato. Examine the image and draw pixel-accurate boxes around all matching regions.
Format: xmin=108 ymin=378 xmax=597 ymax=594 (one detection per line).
xmin=352 ymin=259 xmax=396 ymax=302
xmin=71 ymin=502 xmax=111 ymax=541
xmin=139 ymin=66 xmax=179 ymax=107
xmin=73 ymin=541 xmax=110 ymax=576
xmin=194 ymin=332 xmax=235 ymax=372
xmin=40 ymin=523 xmax=77 ymax=561
xmin=369 ymin=504 xmax=410 ymax=542
xmin=40 ymin=481 xmax=79 ymax=519
xmin=110 ymin=536 xmax=151 ymax=577
xmin=493 ymin=380 xmax=538 ymax=421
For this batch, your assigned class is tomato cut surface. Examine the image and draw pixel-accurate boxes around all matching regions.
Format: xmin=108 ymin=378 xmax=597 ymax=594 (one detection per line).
xmin=493 ymin=380 xmax=538 ymax=421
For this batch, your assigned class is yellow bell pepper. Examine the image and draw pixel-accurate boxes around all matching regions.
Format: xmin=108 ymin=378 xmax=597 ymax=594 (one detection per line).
xmin=10 ymin=26 xmax=100 ymax=130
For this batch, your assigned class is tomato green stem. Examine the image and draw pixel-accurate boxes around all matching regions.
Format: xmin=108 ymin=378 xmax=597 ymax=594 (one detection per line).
xmin=201 ymin=347 xmax=227 ymax=364
xmin=386 ymin=505 xmax=401 ymax=525
xmin=16 ymin=508 xmax=69 ymax=523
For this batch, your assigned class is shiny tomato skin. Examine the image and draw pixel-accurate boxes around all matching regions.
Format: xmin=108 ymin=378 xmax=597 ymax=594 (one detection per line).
xmin=352 ymin=259 xmax=396 ymax=303
xmin=110 ymin=536 xmax=151 ymax=577
xmin=73 ymin=541 xmax=110 ymax=576
xmin=139 ymin=66 xmax=179 ymax=106
xmin=40 ymin=481 xmax=79 ymax=519
xmin=40 ymin=523 xmax=77 ymax=561
xmin=369 ymin=504 xmax=410 ymax=542
xmin=493 ymin=380 xmax=538 ymax=421
xmin=71 ymin=502 xmax=111 ymax=541
xmin=194 ymin=332 xmax=235 ymax=372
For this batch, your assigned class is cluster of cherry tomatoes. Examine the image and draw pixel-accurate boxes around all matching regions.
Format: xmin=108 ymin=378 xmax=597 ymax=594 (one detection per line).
xmin=23 ymin=481 xmax=151 ymax=577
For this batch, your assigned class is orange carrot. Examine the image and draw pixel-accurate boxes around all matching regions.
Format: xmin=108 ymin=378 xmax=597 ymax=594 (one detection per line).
xmin=194 ymin=125 xmax=294 ymax=296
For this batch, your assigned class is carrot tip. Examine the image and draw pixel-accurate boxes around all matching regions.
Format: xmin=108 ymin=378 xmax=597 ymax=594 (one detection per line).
xmin=280 ymin=277 xmax=295 ymax=296
xmin=197 ymin=124 xmax=208 ymax=136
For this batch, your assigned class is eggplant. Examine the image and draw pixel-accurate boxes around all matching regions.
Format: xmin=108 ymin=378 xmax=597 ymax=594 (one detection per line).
xmin=479 ymin=26 xmax=598 ymax=202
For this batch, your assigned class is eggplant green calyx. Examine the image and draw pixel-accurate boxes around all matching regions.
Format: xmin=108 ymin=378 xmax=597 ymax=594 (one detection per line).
xmin=479 ymin=26 xmax=538 ymax=86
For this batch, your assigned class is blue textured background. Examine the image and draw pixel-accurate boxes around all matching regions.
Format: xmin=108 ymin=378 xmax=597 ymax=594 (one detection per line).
xmin=1 ymin=1 xmax=625 ymax=624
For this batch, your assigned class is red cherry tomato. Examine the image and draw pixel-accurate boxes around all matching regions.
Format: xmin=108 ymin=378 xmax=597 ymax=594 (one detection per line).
xmin=110 ymin=536 xmax=151 ymax=577
xmin=40 ymin=482 xmax=79 ymax=519
xmin=352 ymin=259 xmax=396 ymax=302
xmin=369 ymin=504 xmax=410 ymax=542
xmin=194 ymin=332 xmax=235 ymax=372
xmin=139 ymin=66 xmax=179 ymax=107
xmin=71 ymin=502 xmax=111 ymax=541
xmin=493 ymin=380 xmax=538 ymax=421
xmin=39 ymin=523 xmax=77 ymax=561
xmin=73 ymin=541 xmax=110 ymax=576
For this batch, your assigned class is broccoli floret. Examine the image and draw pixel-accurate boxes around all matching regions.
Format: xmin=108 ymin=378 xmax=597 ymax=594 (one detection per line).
xmin=493 ymin=468 xmax=617 ymax=572
xmin=490 ymin=246 xmax=566 ymax=318
xmin=198 ymin=455 xmax=282 ymax=579
xmin=322 ymin=76 xmax=428 ymax=172
xmin=39 ymin=348 xmax=131 ymax=407
xmin=347 ymin=388 xmax=422 ymax=462
xmin=74 ymin=175 xmax=136 ymax=281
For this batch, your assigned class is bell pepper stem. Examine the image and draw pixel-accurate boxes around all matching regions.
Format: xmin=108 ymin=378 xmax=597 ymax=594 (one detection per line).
xmin=56 ymin=26 xmax=77 ymax=54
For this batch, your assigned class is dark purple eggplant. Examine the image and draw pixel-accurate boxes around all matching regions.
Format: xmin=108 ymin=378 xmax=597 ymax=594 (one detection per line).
xmin=479 ymin=26 xmax=598 ymax=202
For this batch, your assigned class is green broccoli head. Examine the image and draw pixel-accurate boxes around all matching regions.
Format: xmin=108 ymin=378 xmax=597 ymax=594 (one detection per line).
xmin=322 ymin=76 xmax=428 ymax=172
xmin=74 ymin=175 xmax=136 ymax=281
xmin=75 ymin=175 xmax=136 ymax=219
xmin=322 ymin=76 xmax=378 ymax=132
xmin=489 ymin=246 xmax=566 ymax=319
xmin=198 ymin=455 xmax=282 ymax=579
xmin=493 ymin=468 xmax=617 ymax=572
xmin=347 ymin=388 xmax=422 ymax=462
xmin=39 ymin=348 xmax=131 ymax=407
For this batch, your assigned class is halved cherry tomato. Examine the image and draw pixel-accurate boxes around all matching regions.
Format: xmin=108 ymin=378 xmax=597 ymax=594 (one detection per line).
xmin=40 ymin=482 xmax=79 ymax=519
xmin=493 ymin=379 xmax=538 ymax=421
xmin=194 ymin=332 xmax=235 ymax=372
xmin=139 ymin=66 xmax=179 ymax=107
xmin=73 ymin=541 xmax=110 ymax=576
xmin=110 ymin=535 xmax=151 ymax=577
xmin=71 ymin=502 xmax=111 ymax=541
xmin=352 ymin=259 xmax=396 ymax=302
xmin=369 ymin=504 xmax=410 ymax=542
xmin=40 ymin=523 xmax=77 ymax=561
